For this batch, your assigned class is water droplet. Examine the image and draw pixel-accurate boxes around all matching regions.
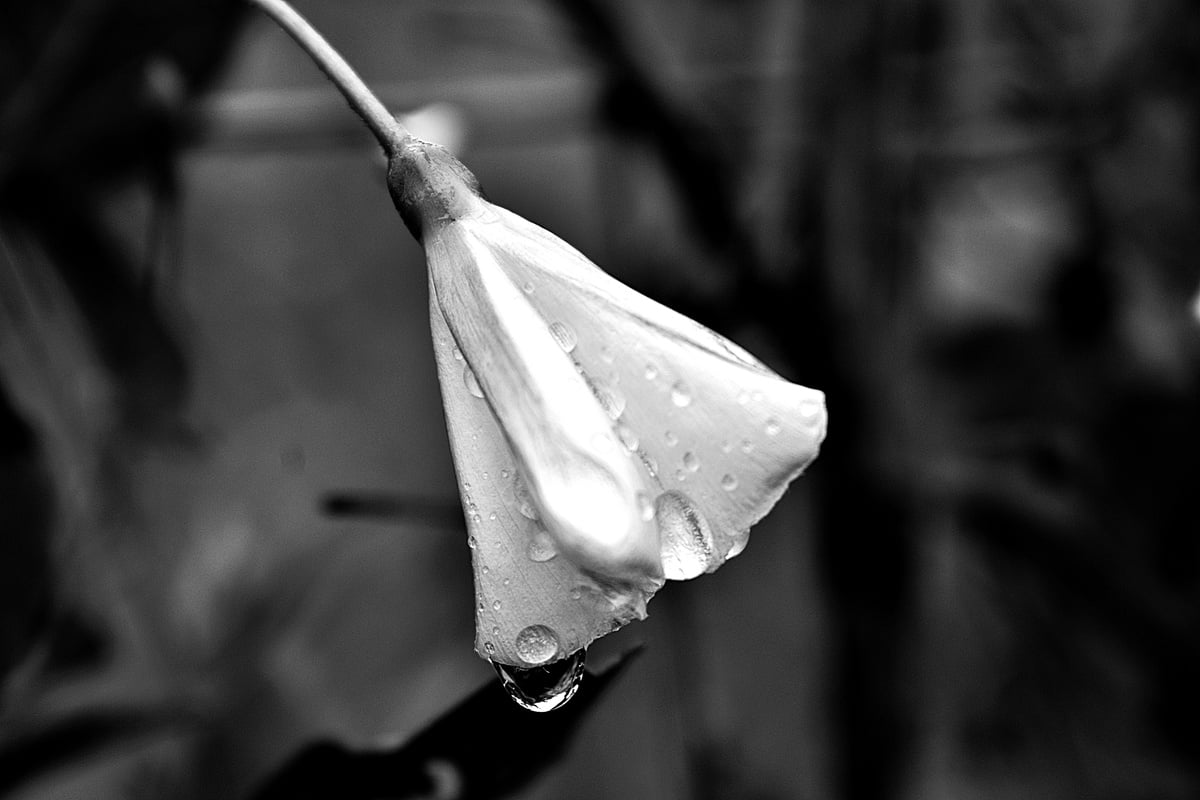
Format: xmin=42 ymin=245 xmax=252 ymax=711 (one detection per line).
xmin=492 ymin=600 xmax=502 ymax=611
xmin=675 ymin=468 xmax=687 ymax=482
xmin=453 ymin=347 xmax=464 ymax=361
xmin=570 ymin=587 xmax=583 ymax=600
xmin=463 ymin=481 xmax=471 ymax=490
xmin=493 ymin=648 xmax=587 ymax=712
xmin=482 ymin=471 xmax=490 ymax=480
xmin=515 ymin=478 xmax=539 ymax=520
xmin=522 ymin=281 xmax=535 ymax=294
xmin=656 ymin=490 xmax=717 ymax=580
xmin=670 ymin=381 xmax=693 ymax=407
xmin=514 ymin=624 xmax=561 ymax=665
xmin=682 ymin=452 xmax=700 ymax=472
xmin=503 ymin=577 xmax=511 ymax=586
xmin=464 ymin=366 xmax=484 ymax=398
xmin=500 ymin=469 xmax=510 ymax=479
xmin=665 ymin=430 xmax=679 ymax=447
xmin=721 ymin=473 xmax=738 ymax=491
xmin=492 ymin=626 xmax=500 ymax=637
xmin=600 ymin=346 xmax=615 ymax=364
xmin=588 ymin=377 xmax=626 ymax=420
xmin=765 ymin=418 xmax=781 ymax=436
xmin=488 ymin=511 xmax=497 ymax=521
xmin=727 ymin=534 xmax=749 ymax=559
xmin=484 ymin=641 xmax=496 ymax=654
xmin=481 ymin=565 xmax=489 ymax=575
xmin=636 ymin=492 xmax=655 ymax=522
xmin=478 ymin=601 xmax=485 ymax=612
xmin=616 ymin=423 xmax=639 ymax=452
xmin=549 ymin=321 xmax=577 ymax=353
xmin=740 ymin=439 xmax=754 ymax=454
xmin=467 ymin=536 xmax=478 ymax=549
xmin=644 ymin=363 xmax=659 ymax=380
xmin=720 ymin=440 xmax=733 ymax=453
xmin=527 ymin=529 xmax=557 ymax=562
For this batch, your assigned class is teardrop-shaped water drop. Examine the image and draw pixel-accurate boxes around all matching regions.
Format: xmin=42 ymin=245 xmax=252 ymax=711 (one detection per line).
xmin=549 ymin=321 xmax=577 ymax=353
xmin=493 ymin=648 xmax=587 ymax=712
xmin=464 ymin=365 xmax=484 ymax=398
xmin=656 ymin=490 xmax=717 ymax=580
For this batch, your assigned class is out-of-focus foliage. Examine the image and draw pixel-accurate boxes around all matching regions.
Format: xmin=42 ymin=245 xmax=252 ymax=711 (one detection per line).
xmin=2 ymin=1 xmax=1197 ymax=799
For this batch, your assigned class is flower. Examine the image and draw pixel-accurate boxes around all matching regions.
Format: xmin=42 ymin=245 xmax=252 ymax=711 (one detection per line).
xmin=390 ymin=141 xmax=827 ymax=667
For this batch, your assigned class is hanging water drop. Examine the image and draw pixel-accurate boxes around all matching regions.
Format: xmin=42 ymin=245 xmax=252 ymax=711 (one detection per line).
xmin=682 ymin=451 xmax=700 ymax=472
xmin=549 ymin=321 xmax=577 ymax=353
xmin=765 ymin=418 xmax=781 ymax=436
xmin=515 ymin=477 xmax=539 ymax=520
xmin=670 ymin=381 xmax=693 ymax=407
xmin=522 ymin=281 xmax=535 ymax=294
xmin=492 ymin=600 xmax=502 ymax=611
xmin=721 ymin=473 xmax=738 ymax=491
xmin=464 ymin=366 xmax=484 ymax=398
xmin=453 ymin=347 xmax=464 ymax=362
xmin=664 ymin=430 xmax=679 ymax=447
xmin=493 ymin=648 xmax=587 ymax=712
xmin=644 ymin=363 xmax=659 ymax=380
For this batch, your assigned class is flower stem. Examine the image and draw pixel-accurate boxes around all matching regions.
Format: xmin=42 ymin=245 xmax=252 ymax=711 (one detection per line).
xmin=245 ymin=0 xmax=410 ymax=157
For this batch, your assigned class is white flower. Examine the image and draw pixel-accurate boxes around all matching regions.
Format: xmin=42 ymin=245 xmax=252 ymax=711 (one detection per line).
xmin=393 ymin=141 xmax=827 ymax=667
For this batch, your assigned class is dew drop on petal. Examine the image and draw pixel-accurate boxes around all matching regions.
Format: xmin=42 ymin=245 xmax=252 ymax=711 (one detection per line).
xmin=515 ymin=478 xmax=539 ymax=520
xmin=636 ymin=492 xmax=655 ymax=522
xmin=514 ymin=624 xmax=561 ymax=665
xmin=656 ymin=491 xmax=717 ymax=580
xmin=641 ymin=454 xmax=659 ymax=478
xmin=481 ymin=565 xmax=489 ymax=575
xmin=665 ymin=430 xmax=679 ymax=447
xmin=588 ymin=377 xmax=626 ymax=420
xmin=492 ymin=626 xmax=500 ymax=637
xmin=493 ymin=648 xmax=587 ymax=712
xmin=570 ymin=587 xmax=583 ymax=600
xmin=522 ymin=281 xmax=535 ymax=294
xmin=492 ymin=600 xmax=502 ymax=611
xmin=682 ymin=451 xmax=700 ymax=472
xmin=501 ymin=469 xmax=510 ymax=479
xmin=740 ymin=439 xmax=754 ymax=454
xmin=484 ymin=641 xmax=496 ymax=655
xmin=644 ymin=363 xmax=659 ymax=380
xmin=727 ymin=534 xmax=749 ymax=559
xmin=549 ymin=321 xmax=577 ymax=353
xmin=675 ymin=469 xmax=687 ymax=482
xmin=720 ymin=440 xmax=733 ymax=454
xmin=453 ymin=347 xmax=464 ymax=362
xmin=600 ymin=346 xmax=615 ymax=364
xmin=670 ymin=381 xmax=693 ymax=407
xmin=527 ymin=528 xmax=557 ymax=562
xmin=467 ymin=536 xmax=477 ymax=549
xmin=616 ymin=423 xmax=639 ymax=452
xmin=721 ymin=473 xmax=739 ymax=491
xmin=489 ymin=511 xmax=497 ymax=521
xmin=765 ymin=418 xmax=782 ymax=436
xmin=464 ymin=366 xmax=484 ymax=398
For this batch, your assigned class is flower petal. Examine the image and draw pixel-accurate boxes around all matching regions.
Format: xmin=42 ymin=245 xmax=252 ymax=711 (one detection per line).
xmin=477 ymin=206 xmax=828 ymax=576
xmin=427 ymin=225 xmax=664 ymax=665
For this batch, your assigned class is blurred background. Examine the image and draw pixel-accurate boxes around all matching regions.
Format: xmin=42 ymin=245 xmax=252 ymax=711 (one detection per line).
xmin=2 ymin=0 xmax=1198 ymax=798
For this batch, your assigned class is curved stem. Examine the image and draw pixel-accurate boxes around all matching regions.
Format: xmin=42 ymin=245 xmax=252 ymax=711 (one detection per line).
xmin=245 ymin=0 xmax=410 ymax=156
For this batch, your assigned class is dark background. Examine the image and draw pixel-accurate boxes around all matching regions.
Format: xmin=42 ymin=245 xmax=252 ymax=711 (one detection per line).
xmin=2 ymin=1 xmax=1198 ymax=798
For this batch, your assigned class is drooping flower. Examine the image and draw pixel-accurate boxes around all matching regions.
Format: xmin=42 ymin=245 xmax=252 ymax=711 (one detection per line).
xmin=390 ymin=141 xmax=827 ymax=667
